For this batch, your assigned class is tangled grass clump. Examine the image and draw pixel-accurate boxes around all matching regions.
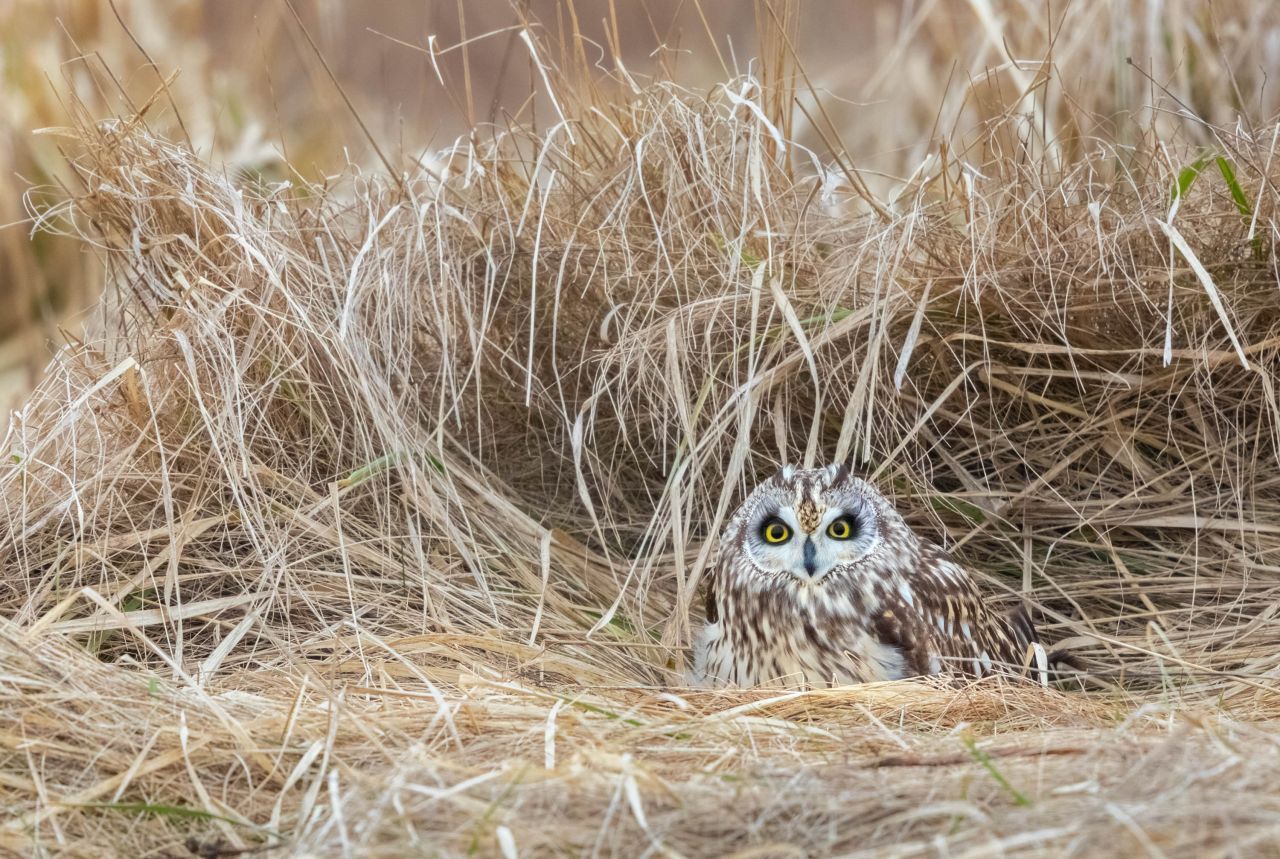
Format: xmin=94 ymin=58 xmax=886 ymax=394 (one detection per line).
xmin=5 ymin=34 xmax=1280 ymax=856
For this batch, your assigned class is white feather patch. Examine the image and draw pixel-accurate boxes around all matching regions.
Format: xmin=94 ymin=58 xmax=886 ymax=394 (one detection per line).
xmin=897 ymin=581 xmax=914 ymax=606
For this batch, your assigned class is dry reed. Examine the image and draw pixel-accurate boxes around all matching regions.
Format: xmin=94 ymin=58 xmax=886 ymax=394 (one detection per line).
xmin=5 ymin=2 xmax=1280 ymax=856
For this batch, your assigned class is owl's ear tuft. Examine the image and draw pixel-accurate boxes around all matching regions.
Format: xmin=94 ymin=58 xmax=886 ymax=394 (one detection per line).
xmin=773 ymin=464 xmax=796 ymax=484
xmin=825 ymin=463 xmax=853 ymax=484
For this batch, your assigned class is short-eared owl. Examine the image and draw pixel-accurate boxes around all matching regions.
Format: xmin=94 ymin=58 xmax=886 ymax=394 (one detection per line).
xmin=692 ymin=464 xmax=1048 ymax=688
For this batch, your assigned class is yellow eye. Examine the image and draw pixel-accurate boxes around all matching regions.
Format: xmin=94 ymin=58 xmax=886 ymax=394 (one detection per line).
xmin=827 ymin=517 xmax=854 ymax=540
xmin=761 ymin=519 xmax=791 ymax=544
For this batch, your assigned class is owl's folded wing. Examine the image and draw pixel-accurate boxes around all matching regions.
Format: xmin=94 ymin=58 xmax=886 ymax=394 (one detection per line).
xmin=872 ymin=550 xmax=1044 ymax=682
xmin=703 ymin=569 xmax=720 ymax=624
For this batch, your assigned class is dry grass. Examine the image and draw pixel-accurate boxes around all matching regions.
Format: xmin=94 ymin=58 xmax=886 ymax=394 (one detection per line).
xmin=0 ymin=0 xmax=289 ymax=415
xmin=5 ymin=1 xmax=1280 ymax=856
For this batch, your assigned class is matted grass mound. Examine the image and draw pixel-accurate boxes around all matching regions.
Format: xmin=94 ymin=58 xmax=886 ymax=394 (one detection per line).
xmin=4 ymin=56 xmax=1280 ymax=857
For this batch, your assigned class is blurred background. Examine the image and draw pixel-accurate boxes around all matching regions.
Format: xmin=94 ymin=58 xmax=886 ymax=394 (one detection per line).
xmin=3 ymin=0 xmax=1278 ymax=416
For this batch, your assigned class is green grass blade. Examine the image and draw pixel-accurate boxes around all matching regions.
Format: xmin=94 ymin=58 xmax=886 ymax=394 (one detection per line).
xmin=1171 ymin=157 xmax=1208 ymax=202
xmin=1214 ymin=156 xmax=1253 ymax=219
xmin=927 ymin=494 xmax=989 ymax=526
xmin=961 ymin=738 xmax=1031 ymax=806
xmin=69 ymin=802 xmax=283 ymax=838
xmin=338 ymin=450 xmax=446 ymax=488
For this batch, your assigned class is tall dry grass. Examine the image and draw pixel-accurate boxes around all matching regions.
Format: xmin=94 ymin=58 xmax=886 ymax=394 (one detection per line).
xmin=0 ymin=0 xmax=289 ymax=414
xmin=4 ymin=1 xmax=1280 ymax=855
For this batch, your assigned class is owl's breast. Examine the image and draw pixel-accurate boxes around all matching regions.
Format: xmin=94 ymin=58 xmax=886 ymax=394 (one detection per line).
xmin=693 ymin=582 xmax=906 ymax=687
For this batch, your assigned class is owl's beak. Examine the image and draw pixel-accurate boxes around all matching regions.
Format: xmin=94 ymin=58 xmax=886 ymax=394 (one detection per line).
xmin=802 ymin=537 xmax=817 ymax=577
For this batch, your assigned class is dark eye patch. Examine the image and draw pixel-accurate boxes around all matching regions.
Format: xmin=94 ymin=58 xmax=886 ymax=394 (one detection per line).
xmin=827 ymin=514 xmax=859 ymax=540
xmin=759 ymin=516 xmax=791 ymax=544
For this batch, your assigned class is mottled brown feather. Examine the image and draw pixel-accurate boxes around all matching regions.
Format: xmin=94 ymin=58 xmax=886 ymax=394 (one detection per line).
xmin=881 ymin=543 xmax=1041 ymax=679
xmin=692 ymin=466 xmax=1049 ymax=688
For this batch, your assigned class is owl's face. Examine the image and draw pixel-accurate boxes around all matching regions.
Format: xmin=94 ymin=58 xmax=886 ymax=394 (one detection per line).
xmin=731 ymin=463 xmax=892 ymax=584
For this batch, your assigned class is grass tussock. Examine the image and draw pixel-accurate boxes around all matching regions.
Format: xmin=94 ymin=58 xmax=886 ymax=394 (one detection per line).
xmin=0 ymin=0 xmax=290 ymax=412
xmin=5 ymin=3 xmax=1280 ymax=855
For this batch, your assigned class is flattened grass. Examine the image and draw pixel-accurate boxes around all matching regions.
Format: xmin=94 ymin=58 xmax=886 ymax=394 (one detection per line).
xmin=6 ymin=2 xmax=1280 ymax=855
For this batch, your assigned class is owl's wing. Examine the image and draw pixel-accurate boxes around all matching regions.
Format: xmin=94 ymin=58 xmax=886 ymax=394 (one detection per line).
xmin=703 ymin=568 xmax=720 ymax=623
xmin=872 ymin=544 xmax=1045 ymax=683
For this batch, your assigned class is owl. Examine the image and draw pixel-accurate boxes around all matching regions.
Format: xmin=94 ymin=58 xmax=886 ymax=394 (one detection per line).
xmin=691 ymin=464 xmax=1048 ymax=688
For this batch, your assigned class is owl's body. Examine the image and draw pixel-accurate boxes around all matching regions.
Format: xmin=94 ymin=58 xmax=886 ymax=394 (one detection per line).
xmin=692 ymin=464 xmax=1047 ymax=688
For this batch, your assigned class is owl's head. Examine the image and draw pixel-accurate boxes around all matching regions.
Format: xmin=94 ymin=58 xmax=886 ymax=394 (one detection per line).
xmin=727 ymin=463 xmax=901 ymax=584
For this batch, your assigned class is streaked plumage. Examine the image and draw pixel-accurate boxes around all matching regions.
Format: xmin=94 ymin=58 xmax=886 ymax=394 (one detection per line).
xmin=692 ymin=464 xmax=1047 ymax=688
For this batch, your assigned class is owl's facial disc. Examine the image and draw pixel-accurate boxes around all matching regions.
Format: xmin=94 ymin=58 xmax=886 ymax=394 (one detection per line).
xmin=742 ymin=464 xmax=880 ymax=583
